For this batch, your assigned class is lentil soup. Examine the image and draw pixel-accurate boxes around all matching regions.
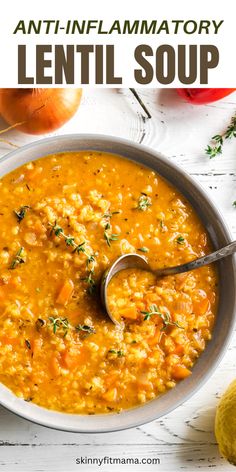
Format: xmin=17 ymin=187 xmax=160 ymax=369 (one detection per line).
xmin=0 ymin=151 xmax=218 ymax=414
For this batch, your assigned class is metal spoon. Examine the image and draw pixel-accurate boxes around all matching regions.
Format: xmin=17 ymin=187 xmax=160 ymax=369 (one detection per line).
xmin=101 ymin=241 xmax=236 ymax=325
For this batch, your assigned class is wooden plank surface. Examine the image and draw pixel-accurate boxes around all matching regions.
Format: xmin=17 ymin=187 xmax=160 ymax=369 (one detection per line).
xmin=0 ymin=88 xmax=235 ymax=472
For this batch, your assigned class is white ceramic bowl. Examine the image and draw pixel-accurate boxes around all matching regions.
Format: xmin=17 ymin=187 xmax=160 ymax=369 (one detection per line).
xmin=0 ymin=134 xmax=235 ymax=433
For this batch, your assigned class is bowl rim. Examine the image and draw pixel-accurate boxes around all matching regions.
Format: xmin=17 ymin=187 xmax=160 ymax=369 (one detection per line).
xmin=0 ymin=133 xmax=235 ymax=433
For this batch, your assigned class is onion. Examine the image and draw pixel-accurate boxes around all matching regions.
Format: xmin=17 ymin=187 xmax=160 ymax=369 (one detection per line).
xmin=0 ymin=88 xmax=82 ymax=135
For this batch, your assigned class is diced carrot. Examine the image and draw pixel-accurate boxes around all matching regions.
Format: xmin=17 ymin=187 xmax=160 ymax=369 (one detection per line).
xmin=56 ymin=279 xmax=74 ymax=305
xmin=61 ymin=346 xmax=87 ymax=369
xmin=194 ymin=298 xmax=210 ymax=315
xmin=50 ymin=356 xmax=61 ymax=377
xmin=135 ymin=301 xmax=145 ymax=311
xmin=32 ymin=337 xmax=43 ymax=355
xmin=148 ymin=328 xmax=161 ymax=346
xmin=120 ymin=305 xmax=138 ymax=320
xmin=102 ymin=388 xmax=117 ymax=402
xmin=61 ymin=350 xmax=79 ymax=369
xmin=172 ymin=344 xmax=185 ymax=355
xmin=0 ymin=335 xmax=18 ymax=346
xmin=172 ymin=365 xmax=191 ymax=380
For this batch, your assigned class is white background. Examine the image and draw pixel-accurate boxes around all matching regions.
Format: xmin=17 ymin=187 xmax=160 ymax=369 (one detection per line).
xmin=0 ymin=87 xmax=235 ymax=471
xmin=0 ymin=0 xmax=235 ymax=87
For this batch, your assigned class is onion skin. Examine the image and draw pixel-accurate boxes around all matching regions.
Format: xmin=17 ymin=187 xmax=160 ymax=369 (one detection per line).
xmin=0 ymin=88 xmax=82 ymax=135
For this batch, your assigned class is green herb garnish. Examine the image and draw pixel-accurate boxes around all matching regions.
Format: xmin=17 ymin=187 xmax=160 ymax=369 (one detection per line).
xmin=205 ymin=114 xmax=236 ymax=158
xmin=137 ymin=247 xmax=149 ymax=253
xmin=48 ymin=317 xmax=69 ymax=337
xmin=103 ymin=211 xmax=120 ymax=218
xmin=141 ymin=304 xmax=183 ymax=330
xmin=9 ymin=247 xmax=25 ymax=269
xmin=108 ymin=349 xmax=125 ymax=357
xmin=104 ymin=222 xmax=119 ymax=247
xmin=49 ymin=222 xmax=95 ymax=264
xmin=14 ymin=205 xmax=30 ymax=223
xmin=137 ymin=195 xmax=152 ymax=211
xmin=81 ymin=269 xmax=97 ymax=295
xmin=159 ymin=219 xmax=167 ymax=232
xmin=233 ymin=201 xmax=236 ymax=208
xmin=76 ymin=324 xmax=96 ymax=336
xmin=176 ymin=236 xmax=185 ymax=245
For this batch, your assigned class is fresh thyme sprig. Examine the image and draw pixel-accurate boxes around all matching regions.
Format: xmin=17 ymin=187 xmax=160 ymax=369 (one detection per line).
xmin=104 ymin=222 xmax=119 ymax=247
xmin=136 ymin=194 xmax=152 ymax=211
xmin=205 ymin=113 xmax=236 ymax=158
xmin=81 ymin=269 xmax=97 ymax=294
xmin=14 ymin=205 xmax=30 ymax=223
xmin=48 ymin=317 xmax=95 ymax=338
xmin=49 ymin=222 xmax=95 ymax=267
xmin=141 ymin=304 xmax=183 ymax=330
xmin=49 ymin=222 xmax=97 ymax=294
xmin=9 ymin=247 xmax=25 ymax=269
xmin=48 ymin=316 xmax=70 ymax=337
xmin=102 ymin=211 xmax=120 ymax=247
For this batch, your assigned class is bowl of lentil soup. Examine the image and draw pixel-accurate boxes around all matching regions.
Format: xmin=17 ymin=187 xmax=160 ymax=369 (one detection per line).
xmin=0 ymin=134 xmax=235 ymax=433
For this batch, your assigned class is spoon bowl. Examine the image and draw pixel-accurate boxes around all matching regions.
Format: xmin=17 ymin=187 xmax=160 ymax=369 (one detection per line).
xmin=100 ymin=254 xmax=149 ymax=324
xmin=101 ymin=240 xmax=236 ymax=324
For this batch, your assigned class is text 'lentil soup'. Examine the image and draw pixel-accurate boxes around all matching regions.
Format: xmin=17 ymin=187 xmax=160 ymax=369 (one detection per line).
xmin=0 ymin=151 xmax=218 ymax=414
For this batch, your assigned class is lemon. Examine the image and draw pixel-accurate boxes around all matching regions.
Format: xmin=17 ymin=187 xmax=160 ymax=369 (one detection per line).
xmin=215 ymin=379 xmax=236 ymax=465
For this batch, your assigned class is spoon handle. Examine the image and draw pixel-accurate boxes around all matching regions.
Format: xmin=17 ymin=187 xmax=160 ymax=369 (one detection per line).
xmin=156 ymin=240 xmax=236 ymax=277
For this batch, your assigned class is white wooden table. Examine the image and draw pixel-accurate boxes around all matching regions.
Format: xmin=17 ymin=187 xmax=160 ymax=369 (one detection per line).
xmin=0 ymin=89 xmax=235 ymax=472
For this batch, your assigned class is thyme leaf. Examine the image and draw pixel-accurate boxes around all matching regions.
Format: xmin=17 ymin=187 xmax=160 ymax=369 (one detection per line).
xmin=141 ymin=304 xmax=183 ymax=330
xmin=49 ymin=222 xmax=94 ymax=262
xmin=9 ymin=247 xmax=25 ymax=269
xmin=176 ymin=236 xmax=185 ymax=245
xmin=48 ymin=316 xmax=69 ymax=337
xmin=137 ymin=247 xmax=149 ymax=253
xmin=104 ymin=222 xmax=119 ymax=247
xmin=76 ymin=324 xmax=96 ymax=337
xmin=103 ymin=211 xmax=120 ymax=218
xmin=136 ymin=195 xmax=152 ymax=211
xmin=108 ymin=349 xmax=125 ymax=357
xmin=14 ymin=205 xmax=30 ymax=223
xmin=205 ymin=113 xmax=236 ymax=158
xmin=81 ymin=269 xmax=97 ymax=294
